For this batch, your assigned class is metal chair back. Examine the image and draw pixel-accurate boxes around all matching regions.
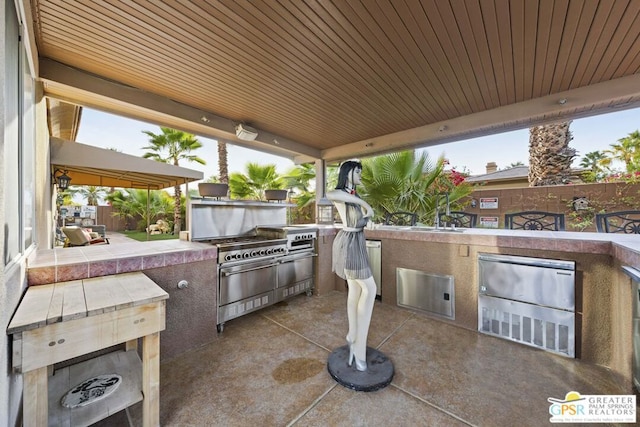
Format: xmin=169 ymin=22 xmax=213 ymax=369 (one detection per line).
xmin=595 ymin=210 xmax=640 ymax=234
xmin=384 ymin=211 xmax=417 ymax=226
xmin=439 ymin=211 xmax=478 ymax=228
xmin=504 ymin=211 xmax=565 ymax=231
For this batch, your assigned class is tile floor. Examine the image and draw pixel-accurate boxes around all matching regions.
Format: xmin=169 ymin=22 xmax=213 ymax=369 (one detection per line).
xmin=98 ymin=291 xmax=634 ymax=426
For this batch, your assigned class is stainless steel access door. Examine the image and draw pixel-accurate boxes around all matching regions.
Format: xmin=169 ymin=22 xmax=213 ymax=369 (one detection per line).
xmin=396 ymin=268 xmax=454 ymax=319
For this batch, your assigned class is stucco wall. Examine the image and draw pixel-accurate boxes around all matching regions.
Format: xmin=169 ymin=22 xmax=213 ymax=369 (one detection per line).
xmin=144 ymin=261 xmax=218 ymax=361
xmin=376 ymin=238 xmax=632 ymax=389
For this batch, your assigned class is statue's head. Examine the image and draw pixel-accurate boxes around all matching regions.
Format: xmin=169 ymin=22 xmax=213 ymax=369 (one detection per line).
xmin=336 ymin=159 xmax=363 ymax=190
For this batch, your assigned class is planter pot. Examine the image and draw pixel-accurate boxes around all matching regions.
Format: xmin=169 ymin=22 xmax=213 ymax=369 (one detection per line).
xmin=265 ymin=189 xmax=288 ymax=201
xmin=198 ymin=183 xmax=228 ymax=198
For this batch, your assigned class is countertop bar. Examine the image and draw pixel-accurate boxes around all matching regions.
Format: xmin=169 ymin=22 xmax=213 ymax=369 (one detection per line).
xmin=363 ymin=226 xmax=640 ymax=266
xmin=26 ymin=227 xmax=640 ymax=286
xmin=27 ymin=239 xmax=217 ymax=286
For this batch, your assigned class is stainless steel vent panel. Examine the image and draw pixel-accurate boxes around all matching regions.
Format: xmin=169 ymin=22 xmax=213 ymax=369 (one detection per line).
xmin=479 ymin=295 xmax=575 ymax=357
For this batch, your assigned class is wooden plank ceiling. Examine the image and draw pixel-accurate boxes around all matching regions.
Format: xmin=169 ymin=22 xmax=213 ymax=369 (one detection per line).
xmin=30 ymin=0 xmax=640 ymax=161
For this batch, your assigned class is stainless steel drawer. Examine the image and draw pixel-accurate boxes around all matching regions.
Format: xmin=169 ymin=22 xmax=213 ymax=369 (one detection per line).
xmin=478 ymin=253 xmax=575 ymax=311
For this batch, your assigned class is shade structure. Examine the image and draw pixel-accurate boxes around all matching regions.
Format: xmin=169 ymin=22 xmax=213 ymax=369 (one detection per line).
xmin=50 ymin=137 xmax=203 ymax=190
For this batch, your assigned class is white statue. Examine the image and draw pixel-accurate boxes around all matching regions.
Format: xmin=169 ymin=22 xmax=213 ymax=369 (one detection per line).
xmin=327 ymin=160 xmax=377 ymax=372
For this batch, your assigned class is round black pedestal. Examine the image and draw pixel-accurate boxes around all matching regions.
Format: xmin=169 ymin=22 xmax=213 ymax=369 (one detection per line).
xmin=327 ymin=345 xmax=394 ymax=392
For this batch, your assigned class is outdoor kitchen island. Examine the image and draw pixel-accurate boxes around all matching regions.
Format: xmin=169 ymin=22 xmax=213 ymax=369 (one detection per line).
xmin=329 ymin=225 xmax=640 ymax=393
xmin=23 ymin=223 xmax=640 ymax=396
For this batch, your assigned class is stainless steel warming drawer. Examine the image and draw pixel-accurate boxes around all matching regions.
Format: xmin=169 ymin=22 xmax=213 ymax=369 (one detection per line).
xmin=275 ymin=252 xmax=315 ymax=302
xmin=478 ymin=253 xmax=576 ymax=357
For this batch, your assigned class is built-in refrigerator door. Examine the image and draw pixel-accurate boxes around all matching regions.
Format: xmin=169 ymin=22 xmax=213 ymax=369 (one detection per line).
xmin=366 ymin=240 xmax=381 ymax=296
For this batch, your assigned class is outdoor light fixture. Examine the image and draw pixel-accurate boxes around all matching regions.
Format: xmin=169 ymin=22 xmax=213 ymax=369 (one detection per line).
xmin=53 ymin=169 xmax=72 ymax=190
xmin=316 ymin=160 xmax=335 ymax=224
xmin=235 ymin=123 xmax=258 ymax=141
xmin=317 ymin=197 xmax=335 ymax=224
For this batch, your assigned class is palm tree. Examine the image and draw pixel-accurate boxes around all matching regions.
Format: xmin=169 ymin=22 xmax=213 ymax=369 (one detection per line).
xmin=218 ymin=141 xmax=229 ymax=184
xmin=528 ymin=121 xmax=576 ymax=186
xmin=74 ymin=186 xmax=108 ymax=206
xmin=502 ymin=161 xmax=525 ymax=170
xmin=105 ymin=189 xmax=173 ymax=232
xmin=579 ymin=151 xmax=607 ymax=182
xmin=601 ymin=130 xmax=640 ymax=173
xmin=228 ymin=163 xmax=283 ymax=200
xmin=142 ymin=127 xmax=206 ymax=234
xmin=359 ymin=150 xmax=472 ymax=224
xmin=281 ymin=163 xmax=316 ymax=208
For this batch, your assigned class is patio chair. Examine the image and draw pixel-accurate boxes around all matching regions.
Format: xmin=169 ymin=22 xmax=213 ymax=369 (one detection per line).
xmin=384 ymin=211 xmax=417 ymax=226
xmin=438 ymin=211 xmax=478 ymax=228
xmin=62 ymin=226 xmax=110 ymax=247
xmin=504 ymin=211 xmax=565 ymax=231
xmin=595 ymin=210 xmax=640 ymax=234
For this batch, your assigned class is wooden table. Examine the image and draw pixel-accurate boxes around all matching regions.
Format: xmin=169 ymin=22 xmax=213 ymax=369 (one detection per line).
xmin=7 ymin=272 xmax=168 ymax=427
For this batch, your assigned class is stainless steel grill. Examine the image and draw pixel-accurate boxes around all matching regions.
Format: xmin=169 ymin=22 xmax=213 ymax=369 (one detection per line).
xmin=209 ymin=226 xmax=317 ymax=333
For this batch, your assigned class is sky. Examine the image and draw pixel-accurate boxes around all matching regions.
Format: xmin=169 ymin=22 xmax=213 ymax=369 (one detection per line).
xmin=75 ymin=107 xmax=640 ymax=180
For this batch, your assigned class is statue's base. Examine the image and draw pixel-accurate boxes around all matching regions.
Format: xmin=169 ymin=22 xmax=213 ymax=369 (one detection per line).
xmin=327 ymin=345 xmax=394 ymax=392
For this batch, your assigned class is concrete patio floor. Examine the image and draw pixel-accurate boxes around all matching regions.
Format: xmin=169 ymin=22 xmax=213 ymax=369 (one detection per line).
xmin=91 ymin=289 xmax=636 ymax=426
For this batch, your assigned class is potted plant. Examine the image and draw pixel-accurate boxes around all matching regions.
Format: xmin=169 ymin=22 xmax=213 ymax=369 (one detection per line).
xmin=264 ymin=189 xmax=288 ymax=201
xmin=198 ymin=177 xmax=228 ymax=198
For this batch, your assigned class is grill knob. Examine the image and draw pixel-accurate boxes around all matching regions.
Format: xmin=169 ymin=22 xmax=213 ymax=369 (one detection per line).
xmin=259 ymin=249 xmax=266 ymax=256
xmin=225 ymin=254 xmax=233 ymax=261
xmin=243 ymin=252 xmax=250 ymax=258
xmin=251 ymin=251 xmax=258 ymax=257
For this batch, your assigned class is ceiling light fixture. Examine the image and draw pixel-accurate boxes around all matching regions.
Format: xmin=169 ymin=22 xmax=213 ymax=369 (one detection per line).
xmin=558 ymin=98 xmax=567 ymax=105
xmin=235 ymin=123 xmax=258 ymax=141
xmin=439 ymin=125 xmax=447 ymax=132
xmin=200 ymin=116 xmax=210 ymax=123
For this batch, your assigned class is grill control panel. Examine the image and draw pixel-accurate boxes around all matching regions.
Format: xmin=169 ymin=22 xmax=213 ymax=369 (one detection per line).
xmin=221 ymin=244 xmax=287 ymax=262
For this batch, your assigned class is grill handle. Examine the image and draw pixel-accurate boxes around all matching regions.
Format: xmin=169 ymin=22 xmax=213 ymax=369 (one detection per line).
xmin=221 ymin=263 xmax=277 ymax=276
xmin=278 ymin=253 xmax=316 ymax=263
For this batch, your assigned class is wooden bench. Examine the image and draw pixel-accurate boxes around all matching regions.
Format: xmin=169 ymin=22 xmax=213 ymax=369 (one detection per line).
xmin=7 ymin=272 xmax=168 ymax=427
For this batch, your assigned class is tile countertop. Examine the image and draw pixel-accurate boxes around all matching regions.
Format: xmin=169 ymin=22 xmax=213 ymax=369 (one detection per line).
xmin=362 ymin=225 xmax=640 ymax=267
xmin=26 ymin=227 xmax=639 ymax=286
xmin=27 ymin=240 xmax=217 ymax=286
